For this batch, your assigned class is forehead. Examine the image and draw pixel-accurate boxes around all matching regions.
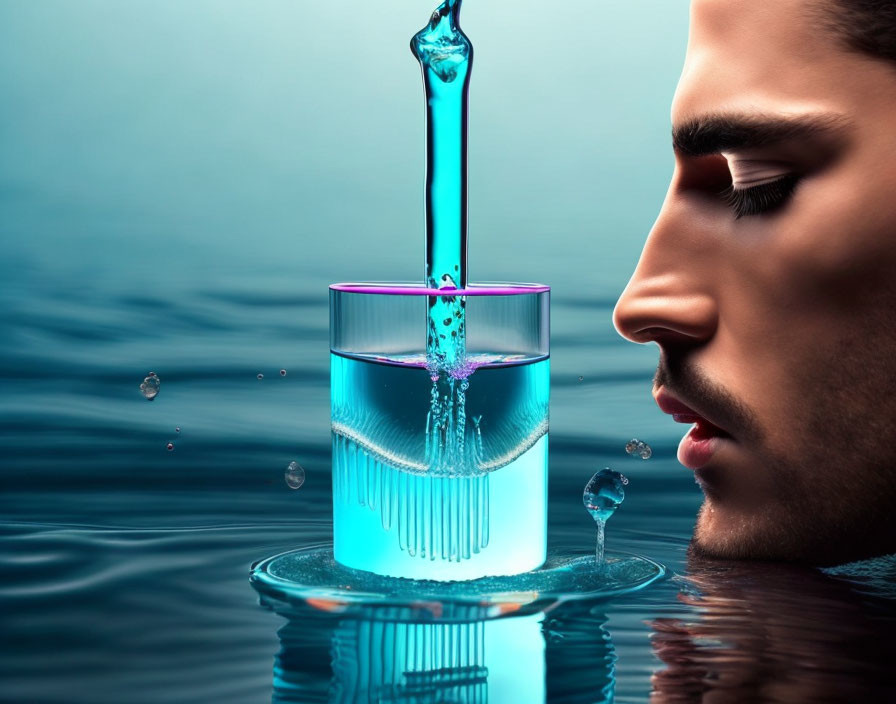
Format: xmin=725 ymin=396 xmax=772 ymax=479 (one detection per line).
xmin=672 ymin=0 xmax=854 ymax=123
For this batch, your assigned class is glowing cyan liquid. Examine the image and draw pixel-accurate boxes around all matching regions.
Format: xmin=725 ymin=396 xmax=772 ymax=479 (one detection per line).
xmin=324 ymin=613 xmax=546 ymax=704
xmin=411 ymin=0 xmax=471 ymax=371
xmin=329 ymin=2 xmax=548 ymax=581
xmin=332 ymin=352 xmax=548 ymax=580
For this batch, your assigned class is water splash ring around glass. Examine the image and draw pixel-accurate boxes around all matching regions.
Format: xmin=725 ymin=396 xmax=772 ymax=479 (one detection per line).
xmin=250 ymin=545 xmax=665 ymax=621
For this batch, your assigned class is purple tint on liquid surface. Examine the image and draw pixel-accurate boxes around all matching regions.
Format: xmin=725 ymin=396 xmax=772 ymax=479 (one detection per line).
xmin=330 ymin=282 xmax=550 ymax=296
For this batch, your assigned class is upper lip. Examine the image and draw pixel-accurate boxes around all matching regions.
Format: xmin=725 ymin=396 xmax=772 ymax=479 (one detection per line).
xmin=653 ymin=388 xmax=731 ymax=437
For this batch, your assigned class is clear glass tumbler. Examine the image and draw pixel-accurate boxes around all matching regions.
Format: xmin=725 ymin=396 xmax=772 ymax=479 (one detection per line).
xmin=330 ymin=282 xmax=550 ymax=580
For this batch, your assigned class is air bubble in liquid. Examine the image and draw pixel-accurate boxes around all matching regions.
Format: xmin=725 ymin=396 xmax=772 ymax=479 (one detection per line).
xmin=257 ymin=373 xmax=264 ymax=380
xmin=166 ymin=442 xmax=174 ymax=452
xmin=280 ymin=369 xmax=287 ymax=377
xmin=285 ymin=461 xmax=306 ymax=490
xmin=140 ymin=373 xmax=160 ymax=400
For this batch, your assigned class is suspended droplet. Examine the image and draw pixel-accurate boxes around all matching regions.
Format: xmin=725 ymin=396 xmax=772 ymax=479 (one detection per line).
xmin=285 ymin=461 xmax=305 ymax=490
xmin=583 ymin=468 xmax=628 ymax=523
xmin=584 ymin=468 xmax=628 ymax=567
xmin=625 ymin=438 xmax=653 ymax=459
xmin=139 ymin=372 xmax=160 ymax=400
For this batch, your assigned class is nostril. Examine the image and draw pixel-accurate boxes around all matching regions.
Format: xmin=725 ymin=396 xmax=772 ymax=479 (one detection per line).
xmin=613 ymin=293 xmax=718 ymax=345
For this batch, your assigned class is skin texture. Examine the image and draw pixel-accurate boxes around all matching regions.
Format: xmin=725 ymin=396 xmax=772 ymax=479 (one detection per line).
xmin=613 ymin=0 xmax=896 ymax=565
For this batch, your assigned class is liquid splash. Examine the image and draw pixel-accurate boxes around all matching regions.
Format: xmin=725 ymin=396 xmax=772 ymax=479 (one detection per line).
xmin=333 ymin=433 xmax=490 ymax=561
xmin=584 ymin=469 xmax=628 ymax=566
xmin=411 ymin=0 xmax=472 ymax=373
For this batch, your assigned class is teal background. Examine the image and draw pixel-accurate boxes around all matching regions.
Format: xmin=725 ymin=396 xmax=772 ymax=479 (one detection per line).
xmin=0 ymin=0 xmax=688 ymax=289
xmin=0 ymin=2 xmax=709 ymax=703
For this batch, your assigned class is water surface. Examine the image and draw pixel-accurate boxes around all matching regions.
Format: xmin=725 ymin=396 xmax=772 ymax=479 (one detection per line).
xmin=3 ymin=273 xmax=896 ymax=702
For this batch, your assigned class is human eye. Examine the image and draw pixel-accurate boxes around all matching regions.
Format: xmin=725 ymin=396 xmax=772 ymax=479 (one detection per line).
xmin=720 ymin=156 xmax=800 ymax=219
xmin=721 ymin=174 xmax=800 ymax=219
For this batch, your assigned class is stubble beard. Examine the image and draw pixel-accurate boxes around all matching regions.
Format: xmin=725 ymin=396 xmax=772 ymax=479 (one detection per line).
xmin=689 ymin=327 xmax=896 ymax=566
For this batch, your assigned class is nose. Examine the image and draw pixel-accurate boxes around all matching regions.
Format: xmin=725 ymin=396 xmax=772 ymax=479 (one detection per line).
xmin=612 ymin=193 xmax=719 ymax=348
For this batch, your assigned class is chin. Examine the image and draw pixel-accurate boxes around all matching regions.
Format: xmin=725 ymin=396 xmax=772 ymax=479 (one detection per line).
xmin=691 ymin=500 xmax=886 ymax=566
xmin=691 ymin=500 xmax=804 ymax=563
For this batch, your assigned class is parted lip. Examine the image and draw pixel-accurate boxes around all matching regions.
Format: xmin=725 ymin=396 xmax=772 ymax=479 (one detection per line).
xmin=653 ymin=388 xmax=732 ymax=437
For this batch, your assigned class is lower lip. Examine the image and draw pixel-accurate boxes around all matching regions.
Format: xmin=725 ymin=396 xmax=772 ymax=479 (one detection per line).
xmin=677 ymin=423 xmax=725 ymax=470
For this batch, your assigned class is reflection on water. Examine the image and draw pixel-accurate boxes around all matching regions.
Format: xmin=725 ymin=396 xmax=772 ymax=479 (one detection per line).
xmin=4 ymin=273 xmax=896 ymax=700
xmin=650 ymin=554 xmax=896 ymax=703
xmin=269 ymin=602 xmax=616 ymax=703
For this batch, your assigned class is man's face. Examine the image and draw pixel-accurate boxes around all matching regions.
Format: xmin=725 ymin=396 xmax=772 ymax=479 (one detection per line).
xmin=613 ymin=0 xmax=896 ymax=565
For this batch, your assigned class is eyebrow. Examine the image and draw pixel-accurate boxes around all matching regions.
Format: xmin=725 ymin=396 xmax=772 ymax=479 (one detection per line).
xmin=672 ymin=112 xmax=851 ymax=156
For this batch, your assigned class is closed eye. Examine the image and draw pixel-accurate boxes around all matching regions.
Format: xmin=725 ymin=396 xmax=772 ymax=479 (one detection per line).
xmin=720 ymin=174 xmax=800 ymax=219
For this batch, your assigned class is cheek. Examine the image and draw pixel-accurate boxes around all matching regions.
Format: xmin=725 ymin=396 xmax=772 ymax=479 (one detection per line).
xmin=714 ymin=174 xmax=896 ymax=457
xmin=760 ymin=171 xmax=896 ymax=313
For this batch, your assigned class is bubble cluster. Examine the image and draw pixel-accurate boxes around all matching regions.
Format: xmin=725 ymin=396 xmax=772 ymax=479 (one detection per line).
xmin=625 ymin=438 xmax=652 ymax=460
xmin=139 ymin=372 xmax=160 ymax=400
xmin=285 ymin=461 xmax=305 ymax=490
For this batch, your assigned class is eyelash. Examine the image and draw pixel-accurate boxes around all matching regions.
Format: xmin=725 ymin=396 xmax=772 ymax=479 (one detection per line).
xmin=720 ymin=174 xmax=800 ymax=219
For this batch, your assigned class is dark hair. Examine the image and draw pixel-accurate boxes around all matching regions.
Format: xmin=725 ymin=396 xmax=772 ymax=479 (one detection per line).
xmin=820 ymin=0 xmax=896 ymax=64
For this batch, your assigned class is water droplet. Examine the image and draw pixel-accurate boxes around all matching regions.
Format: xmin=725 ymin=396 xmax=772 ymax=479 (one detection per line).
xmin=285 ymin=461 xmax=305 ymax=490
xmin=257 ymin=373 xmax=264 ymax=380
xmin=140 ymin=373 xmax=160 ymax=400
xmin=583 ymin=468 xmax=628 ymax=522
xmin=175 ymin=427 xmax=180 ymax=433
xmin=279 ymin=369 xmax=287 ymax=377
xmin=625 ymin=438 xmax=652 ymax=459
xmin=166 ymin=442 xmax=174 ymax=452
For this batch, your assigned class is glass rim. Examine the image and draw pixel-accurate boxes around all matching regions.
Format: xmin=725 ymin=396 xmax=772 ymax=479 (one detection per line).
xmin=329 ymin=281 xmax=550 ymax=296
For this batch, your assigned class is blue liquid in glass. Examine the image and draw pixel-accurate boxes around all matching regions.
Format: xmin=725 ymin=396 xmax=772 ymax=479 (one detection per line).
xmin=331 ymin=352 xmax=549 ymax=580
xmin=411 ymin=0 xmax=471 ymax=371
